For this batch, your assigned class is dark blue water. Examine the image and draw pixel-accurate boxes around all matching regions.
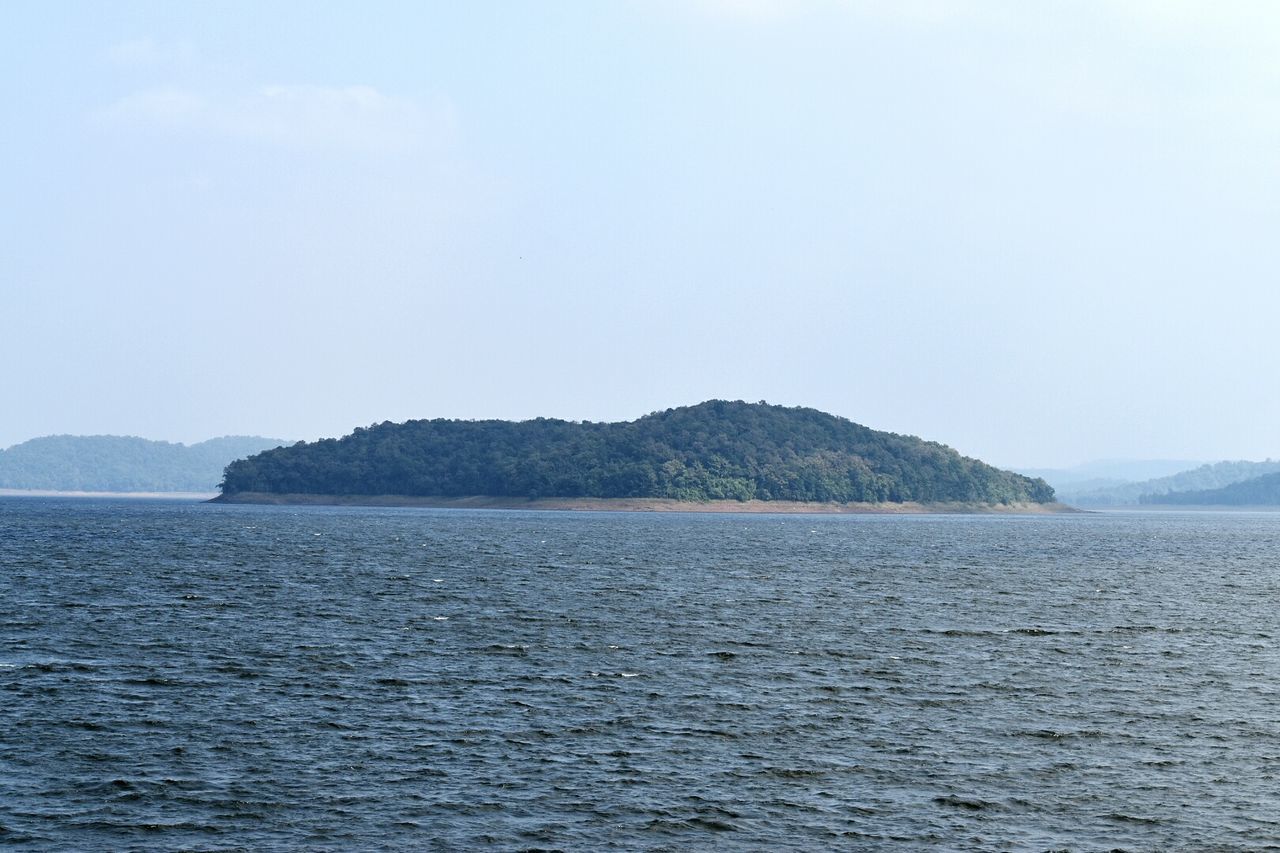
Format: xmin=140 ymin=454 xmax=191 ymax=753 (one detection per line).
xmin=3 ymin=498 xmax=1280 ymax=850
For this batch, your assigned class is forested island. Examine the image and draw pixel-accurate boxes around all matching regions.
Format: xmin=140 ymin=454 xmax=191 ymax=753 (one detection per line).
xmin=216 ymin=401 xmax=1057 ymax=510
xmin=0 ymin=435 xmax=288 ymax=493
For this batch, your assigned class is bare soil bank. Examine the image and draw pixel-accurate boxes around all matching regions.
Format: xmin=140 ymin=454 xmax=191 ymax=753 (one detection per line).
xmin=213 ymin=492 xmax=1079 ymax=514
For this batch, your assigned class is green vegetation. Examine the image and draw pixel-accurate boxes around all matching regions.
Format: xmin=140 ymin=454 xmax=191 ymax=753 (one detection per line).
xmin=218 ymin=401 xmax=1053 ymax=504
xmin=1061 ymin=460 xmax=1280 ymax=506
xmin=1141 ymin=472 xmax=1280 ymax=506
xmin=0 ymin=435 xmax=288 ymax=492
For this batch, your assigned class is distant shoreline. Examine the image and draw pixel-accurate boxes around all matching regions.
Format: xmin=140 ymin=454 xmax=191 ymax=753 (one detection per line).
xmin=212 ymin=492 xmax=1080 ymax=514
xmin=0 ymin=488 xmax=218 ymax=500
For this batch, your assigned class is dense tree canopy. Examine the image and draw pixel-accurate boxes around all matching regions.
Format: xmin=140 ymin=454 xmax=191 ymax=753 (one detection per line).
xmin=219 ymin=401 xmax=1053 ymax=505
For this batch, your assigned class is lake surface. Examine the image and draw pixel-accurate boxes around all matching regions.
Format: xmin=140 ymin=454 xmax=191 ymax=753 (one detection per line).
xmin=3 ymin=498 xmax=1279 ymax=850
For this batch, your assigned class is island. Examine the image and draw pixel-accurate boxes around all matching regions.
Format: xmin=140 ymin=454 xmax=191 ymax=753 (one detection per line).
xmin=214 ymin=401 xmax=1062 ymax=513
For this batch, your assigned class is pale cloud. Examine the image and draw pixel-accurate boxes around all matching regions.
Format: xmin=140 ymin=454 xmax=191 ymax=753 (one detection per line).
xmin=1026 ymin=4 xmax=1280 ymax=148
xmin=690 ymin=0 xmax=1280 ymax=164
xmin=688 ymin=0 xmax=1280 ymax=37
xmin=107 ymin=38 xmax=199 ymax=68
xmin=98 ymin=84 xmax=453 ymax=154
xmin=692 ymin=0 xmax=795 ymax=21
xmin=1113 ymin=0 xmax=1280 ymax=33
xmin=687 ymin=0 xmax=999 ymax=25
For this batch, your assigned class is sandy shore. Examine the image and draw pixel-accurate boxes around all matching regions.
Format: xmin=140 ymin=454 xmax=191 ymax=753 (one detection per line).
xmin=212 ymin=492 xmax=1078 ymax=514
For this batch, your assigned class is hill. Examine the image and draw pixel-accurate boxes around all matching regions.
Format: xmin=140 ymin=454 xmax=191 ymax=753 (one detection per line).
xmin=1141 ymin=472 xmax=1280 ymax=506
xmin=1059 ymin=460 xmax=1280 ymax=506
xmin=0 ymin=435 xmax=288 ymax=493
xmin=1018 ymin=459 xmax=1203 ymax=492
xmin=217 ymin=401 xmax=1054 ymax=506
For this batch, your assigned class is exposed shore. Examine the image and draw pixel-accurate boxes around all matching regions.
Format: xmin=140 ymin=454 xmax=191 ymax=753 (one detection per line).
xmin=212 ymin=492 xmax=1079 ymax=514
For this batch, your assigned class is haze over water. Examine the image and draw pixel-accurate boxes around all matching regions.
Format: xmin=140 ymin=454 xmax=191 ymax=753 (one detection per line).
xmin=4 ymin=497 xmax=1279 ymax=849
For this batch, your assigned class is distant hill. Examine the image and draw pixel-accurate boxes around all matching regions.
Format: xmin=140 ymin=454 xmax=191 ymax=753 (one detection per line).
xmin=1060 ymin=460 xmax=1280 ymax=506
xmin=218 ymin=400 xmax=1054 ymax=506
xmin=1018 ymin=459 xmax=1203 ymax=491
xmin=0 ymin=435 xmax=288 ymax=492
xmin=1141 ymin=472 xmax=1280 ymax=506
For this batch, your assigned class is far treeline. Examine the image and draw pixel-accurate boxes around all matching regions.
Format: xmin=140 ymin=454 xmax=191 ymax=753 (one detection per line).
xmin=1141 ymin=472 xmax=1280 ymax=506
xmin=0 ymin=435 xmax=287 ymax=492
xmin=1057 ymin=459 xmax=1280 ymax=506
xmin=219 ymin=400 xmax=1055 ymax=505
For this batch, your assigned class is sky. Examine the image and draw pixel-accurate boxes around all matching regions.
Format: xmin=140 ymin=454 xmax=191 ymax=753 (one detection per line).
xmin=4 ymin=1 xmax=1280 ymax=468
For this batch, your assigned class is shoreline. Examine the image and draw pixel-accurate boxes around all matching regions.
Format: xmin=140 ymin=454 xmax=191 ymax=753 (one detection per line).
xmin=212 ymin=492 xmax=1080 ymax=514
xmin=0 ymin=488 xmax=217 ymax=500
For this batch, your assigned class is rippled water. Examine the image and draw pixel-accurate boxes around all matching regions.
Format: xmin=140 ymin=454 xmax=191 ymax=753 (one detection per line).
xmin=3 ymin=498 xmax=1280 ymax=850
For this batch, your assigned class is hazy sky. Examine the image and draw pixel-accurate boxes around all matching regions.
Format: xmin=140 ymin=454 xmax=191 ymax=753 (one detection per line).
xmin=5 ymin=1 xmax=1280 ymax=468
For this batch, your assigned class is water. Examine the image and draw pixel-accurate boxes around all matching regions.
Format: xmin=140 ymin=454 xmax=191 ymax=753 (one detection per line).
xmin=3 ymin=498 xmax=1280 ymax=850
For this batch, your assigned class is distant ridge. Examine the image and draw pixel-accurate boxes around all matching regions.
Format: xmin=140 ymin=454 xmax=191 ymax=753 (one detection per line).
xmin=0 ymin=435 xmax=288 ymax=493
xmin=1141 ymin=472 xmax=1280 ymax=506
xmin=217 ymin=400 xmax=1055 ymax=508
xmin=1019 ymin=459 xmax=1203 ymax=490
xmin=1059 ymin=460 xmax=1280 ymax=506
